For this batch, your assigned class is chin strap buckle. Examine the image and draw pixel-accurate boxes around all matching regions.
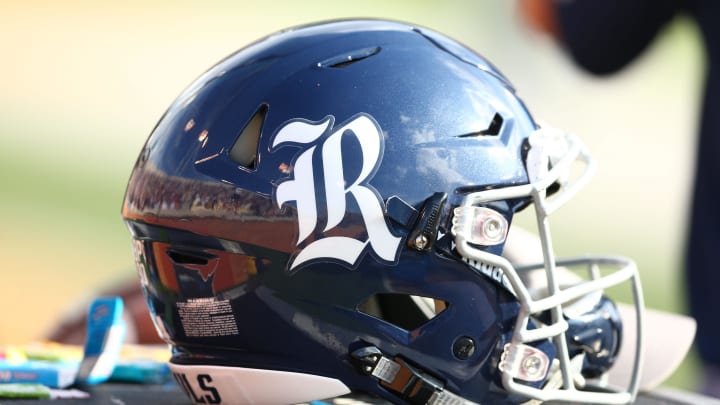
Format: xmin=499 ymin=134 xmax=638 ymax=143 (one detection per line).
xmin=351 ymin=346 xmax=478 ymax=405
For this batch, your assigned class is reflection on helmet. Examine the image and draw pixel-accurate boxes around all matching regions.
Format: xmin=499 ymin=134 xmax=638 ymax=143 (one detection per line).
xmin=122 ymin=19 xmax=643 ymax=405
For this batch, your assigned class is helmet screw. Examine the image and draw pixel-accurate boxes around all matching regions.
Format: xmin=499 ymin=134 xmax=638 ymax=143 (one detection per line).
xmin=522 ymin=355 xmax=543 ymax=378
xmin=414 ymin=234 xmax=428 ymax=250
xmin=452 ymin=336 xmax=476 ymax=360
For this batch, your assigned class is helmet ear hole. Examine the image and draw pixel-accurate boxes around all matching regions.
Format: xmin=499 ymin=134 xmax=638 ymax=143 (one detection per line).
xmin=358 ymin=293 xmax=448 ymax=331
xmin=229 ymin=104 xmax=267 ymax=169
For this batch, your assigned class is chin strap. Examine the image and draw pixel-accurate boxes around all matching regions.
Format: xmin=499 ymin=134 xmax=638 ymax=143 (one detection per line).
xmin=351 ymin=346 xmax=479 ymax=405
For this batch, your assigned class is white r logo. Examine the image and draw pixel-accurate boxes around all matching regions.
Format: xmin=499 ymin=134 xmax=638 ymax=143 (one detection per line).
xmin=271 ymin=114 xmax=402 ymax=271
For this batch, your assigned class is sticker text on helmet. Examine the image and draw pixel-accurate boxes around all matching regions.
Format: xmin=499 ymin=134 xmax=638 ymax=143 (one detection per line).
xmin=271 ymin=114 xmax=402 ymax=271
xmin=173 ymin=372 xmax=222 ymax=404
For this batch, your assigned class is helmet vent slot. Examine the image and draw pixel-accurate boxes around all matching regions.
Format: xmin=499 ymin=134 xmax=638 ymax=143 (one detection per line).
xmin=358 ymin=293 xmax=447 ymax=331
xmin=480 ymin=113 xmax=503 ymax=136
xmin=318 ymin=46 xmax=380 ymax=69
xmin=229 ymin=104 xmax=267 ymax=169
xmin=456 ymin=113 xmax=503 ymax=138
xmin=167 ymin=250 xmax=210 ymax=266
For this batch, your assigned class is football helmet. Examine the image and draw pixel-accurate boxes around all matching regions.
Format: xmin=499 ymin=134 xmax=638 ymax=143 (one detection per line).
xmin=122 ymin=19 xmax=643 ymax=404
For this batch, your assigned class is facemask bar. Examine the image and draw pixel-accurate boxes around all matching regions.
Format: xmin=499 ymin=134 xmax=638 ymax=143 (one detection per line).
xmin=452 ymin=128 xmax=644 ymax=404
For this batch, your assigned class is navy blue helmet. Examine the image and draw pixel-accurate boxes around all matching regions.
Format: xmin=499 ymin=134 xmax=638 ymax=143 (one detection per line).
xmin=123 ymin=19 xmax=643 ymax=405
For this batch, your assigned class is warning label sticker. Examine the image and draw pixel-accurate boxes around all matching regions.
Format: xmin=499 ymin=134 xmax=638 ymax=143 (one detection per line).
xmin=177 ymin=298 xmax=239 ymax=337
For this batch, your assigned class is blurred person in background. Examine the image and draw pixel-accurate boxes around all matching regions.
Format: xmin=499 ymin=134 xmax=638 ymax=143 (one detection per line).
xmin=519 ymin=0 xmax=720 ymax=397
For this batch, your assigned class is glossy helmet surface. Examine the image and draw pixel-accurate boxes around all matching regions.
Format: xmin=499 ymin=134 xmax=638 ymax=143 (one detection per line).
xmin=122 ymin=19 xmax=643 ymax=405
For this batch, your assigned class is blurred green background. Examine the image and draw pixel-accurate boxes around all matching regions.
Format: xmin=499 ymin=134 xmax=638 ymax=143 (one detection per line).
xmin=0 ymin=0 xmax=704 ymax=391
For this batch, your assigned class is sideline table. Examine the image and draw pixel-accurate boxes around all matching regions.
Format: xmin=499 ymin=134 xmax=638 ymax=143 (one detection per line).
xmin=5 ymin=382 xmax=720 ymax=405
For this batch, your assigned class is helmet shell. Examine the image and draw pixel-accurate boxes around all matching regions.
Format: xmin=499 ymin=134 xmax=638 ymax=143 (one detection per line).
xmin=123 ymin=19 xmax=541 ymax=404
